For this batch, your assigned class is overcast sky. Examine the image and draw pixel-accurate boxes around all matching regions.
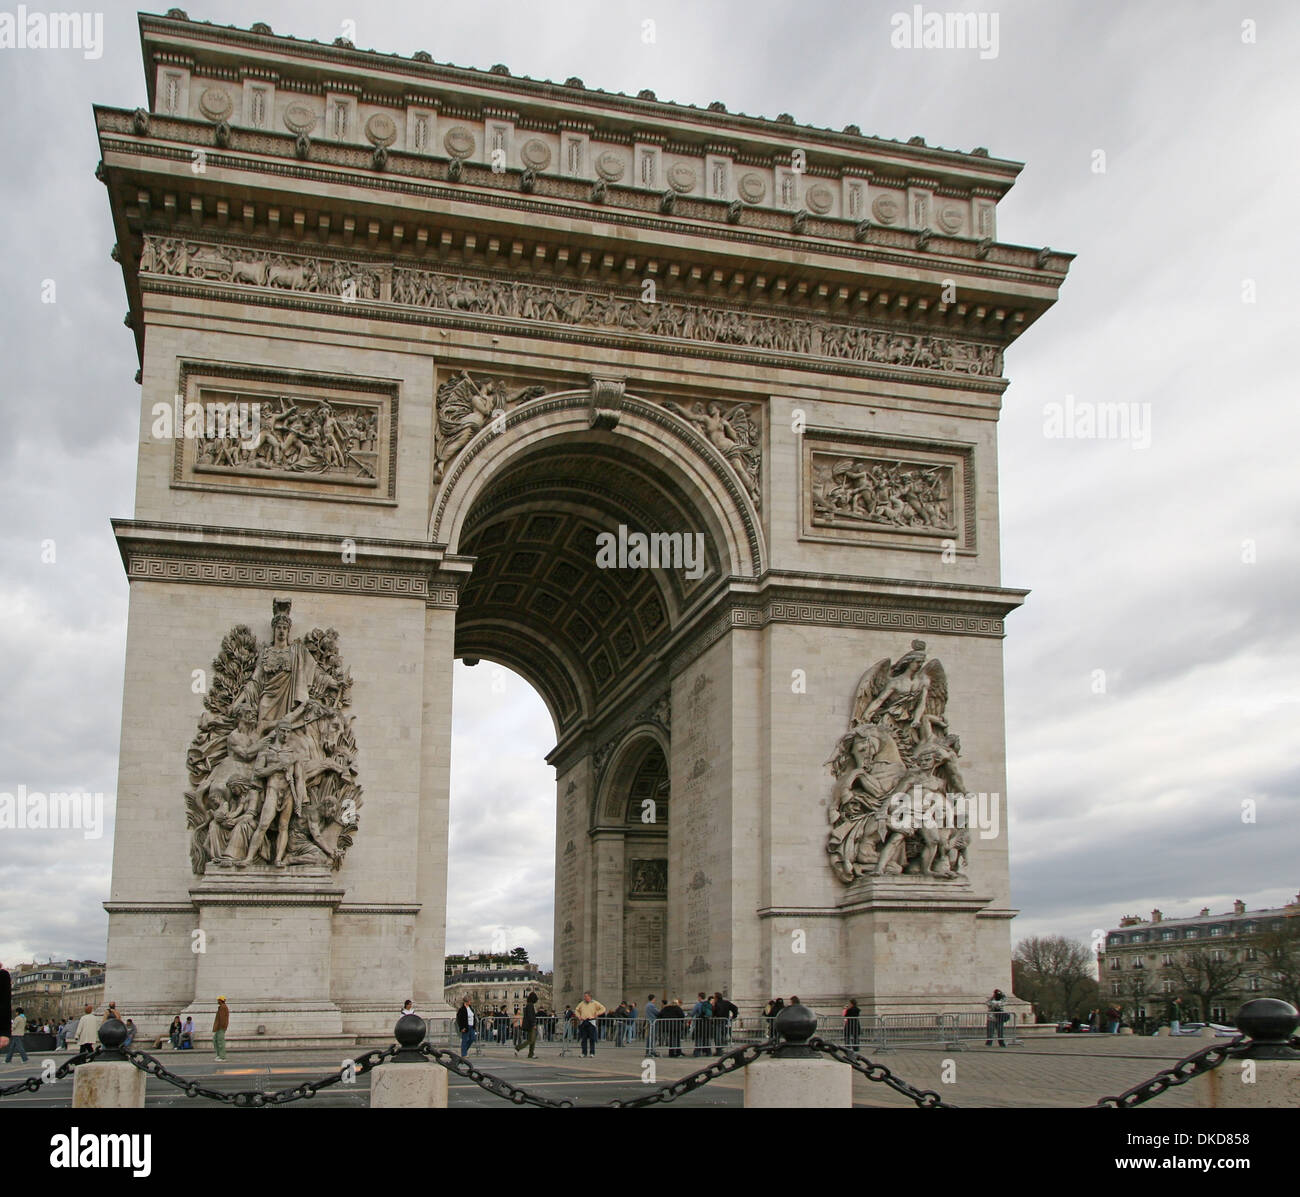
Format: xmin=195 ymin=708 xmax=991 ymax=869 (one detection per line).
xmin=1 ymin=1 xmax=1297 ymax=977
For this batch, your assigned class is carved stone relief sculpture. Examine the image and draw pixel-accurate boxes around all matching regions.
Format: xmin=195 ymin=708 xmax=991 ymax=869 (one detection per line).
xmin=185 ymin=598 xmax=363 ymax=874
xmin=810 ymin=453 xmax=955 ymax=532
xmin=826 ymin=640 xmax=970 ymax=883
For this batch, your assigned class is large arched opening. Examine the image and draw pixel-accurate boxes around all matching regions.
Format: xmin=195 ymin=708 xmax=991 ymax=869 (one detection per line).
xmin=437 ymin=388 xmax=761 ymax=1007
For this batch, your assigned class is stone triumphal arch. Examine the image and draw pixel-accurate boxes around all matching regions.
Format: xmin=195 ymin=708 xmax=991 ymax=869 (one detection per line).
xmin=97 ymin=11 xmax=1068 ymax=1038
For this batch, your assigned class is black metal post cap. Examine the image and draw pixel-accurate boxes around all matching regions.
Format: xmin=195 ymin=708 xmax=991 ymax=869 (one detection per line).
xmin=98 ymin=1017 xmax=128 ymax=1052
xmin=1235 ymin=998 xmax=1300 ymax=1059
xmin=774 ymin=1002 xmax=818 ymax=1045
xmin=394 ymin=1013 xmax=428 ymax=1049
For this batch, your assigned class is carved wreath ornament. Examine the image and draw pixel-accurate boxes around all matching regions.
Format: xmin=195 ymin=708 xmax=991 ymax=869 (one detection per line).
xmin=184 ymin=599 xmax=363 ymax=874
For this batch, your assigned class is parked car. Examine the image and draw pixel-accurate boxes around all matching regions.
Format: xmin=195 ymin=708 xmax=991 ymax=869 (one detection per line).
xmin=1152 ymin=1021 xmax=1237 ymax=1037
xmin=1055 ymin=1020 xmax=1093 ymax=1033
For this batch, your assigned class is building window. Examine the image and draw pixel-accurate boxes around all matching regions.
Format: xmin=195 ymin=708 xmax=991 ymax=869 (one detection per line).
xmin=1210 ymin=926 xmax=1224 ymax=937
xmin=1133 ymin=958 xmax=1145 ymax=970
xmin=1210 ymin=949 xmax=1227 ymax=963
xmin=1248 ymin=976 xmax=1261 ymax=991
xmin=1244 ymin=948 xmax=1257 ymax=962
xmin=1210 ymin=1006 xmax=1228 ymax=1023
xmin=1110 ymin=958 xmax=1121 ymax=970
xmin=1161 ymin=930 xmax=1175 ymax=940
xmin=1163 ymin=981 xmax=1175 ymax=994
xmin=1185 ymin=930 xmax=1198 ymax=939
xmin=1111 ymin=982 xmax=1121 ymax=996
xmin=1161 ymin=954 xmax=1174 ymax=966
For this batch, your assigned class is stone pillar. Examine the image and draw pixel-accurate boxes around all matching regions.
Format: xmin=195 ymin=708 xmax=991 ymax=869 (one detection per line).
xmin=744 ymin=1005 xmax=852 ymax=1109
xmin=413 ymin=601 xmax=457 ymax=1015
xmin=370 ymin=1016 xmax=448 ymax=1108
xmin=71 ymin=1020 xmax=147 ymax=1108
xmin=1193 ymin=1000 xmax=1300 ymax=1109
xmin=590 ymin=829 xmax=625 ymax=1002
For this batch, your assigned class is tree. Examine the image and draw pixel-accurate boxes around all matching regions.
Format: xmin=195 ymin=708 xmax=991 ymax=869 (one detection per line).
xmin=510 ymin=946 xmax=530 ymax=964
xmin=1165 ymin=949 xmax=1246 ymax=1021
xmin=1013 ymin=936 xmax=1096 ymax=1021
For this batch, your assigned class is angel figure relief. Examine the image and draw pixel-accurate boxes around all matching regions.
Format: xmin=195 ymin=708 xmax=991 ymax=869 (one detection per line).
xmin=826 ymin=639 xmax=970 ymax=883
xmin=185 ymin=599 xmax=364 ymax=875
xmin=432 ymin=371 xmax=546 ymax=483
xmin=661 ymin=400 xmax=762 ymax=507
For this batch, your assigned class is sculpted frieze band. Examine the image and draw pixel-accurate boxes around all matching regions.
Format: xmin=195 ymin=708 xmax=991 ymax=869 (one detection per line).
xmin=140 ymin=235 xmax=1003 ymax=378
xmin=811 ymin=453 xmax=956 ymax=533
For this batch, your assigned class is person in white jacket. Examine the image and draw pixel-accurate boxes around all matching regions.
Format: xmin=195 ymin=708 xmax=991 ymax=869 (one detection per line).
xmin=73 ymin=1004 xmax=101 ymax=1054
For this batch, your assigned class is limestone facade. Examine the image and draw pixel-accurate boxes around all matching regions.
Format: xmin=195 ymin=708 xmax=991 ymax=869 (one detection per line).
xmin=95 ymin=12 xmax=1069 ymax=1036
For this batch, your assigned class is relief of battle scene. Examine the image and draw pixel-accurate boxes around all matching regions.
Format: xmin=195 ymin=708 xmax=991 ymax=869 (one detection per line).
xmin=193 ymin=388 xmax=382 ymax=485
xmin=810 ymin=452 xmax=957 ymax=534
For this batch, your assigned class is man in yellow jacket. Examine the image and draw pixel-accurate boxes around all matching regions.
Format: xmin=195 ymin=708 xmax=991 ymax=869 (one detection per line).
xmin=574 ymin=992 xmax=606 ymax=1058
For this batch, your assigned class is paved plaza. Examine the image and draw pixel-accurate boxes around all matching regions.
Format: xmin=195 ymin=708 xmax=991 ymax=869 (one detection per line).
xmin=0 ymin=1034 xmax=1211 ymax=1109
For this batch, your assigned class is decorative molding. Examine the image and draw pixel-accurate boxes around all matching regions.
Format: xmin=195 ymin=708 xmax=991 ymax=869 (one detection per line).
xmin=125 ymin=555 xmax=433 ymax=597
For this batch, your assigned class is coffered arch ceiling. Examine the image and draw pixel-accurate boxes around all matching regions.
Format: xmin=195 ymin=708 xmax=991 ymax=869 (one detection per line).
xmin=453 ymin=433 xmax=729 ymax=736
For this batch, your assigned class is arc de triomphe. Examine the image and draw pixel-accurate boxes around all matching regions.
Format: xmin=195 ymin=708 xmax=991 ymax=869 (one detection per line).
xmin=96 ymin=11 xmax=1068 ymax=1038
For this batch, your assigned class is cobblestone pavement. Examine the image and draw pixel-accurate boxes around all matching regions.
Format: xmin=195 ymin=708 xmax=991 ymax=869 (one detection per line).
xmin=0 ymin=1031 xmax=1229 ymax=1109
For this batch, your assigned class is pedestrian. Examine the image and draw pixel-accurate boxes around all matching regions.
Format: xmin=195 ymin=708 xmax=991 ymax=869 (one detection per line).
xmin=74 ymin=1004 xmax=101 ymax=1055
xmin=212 ymin=995 xmax=230 ymax=1060
xmin=561 ymin=1005 xmax=574 ymax=1041
xmin=844 ymin=997 xmax=861 ymax=1050
xmin=514 ymin=991 xmax=539 ymax=1059
xmin=455 ymin=996 xmax=478 ymax=1057
xmin=56 ymin=1019 xmax=69 ymax=1050
xmin=691 ymin=992 xmax=713 ymax=1057
xmin=1106 ymin=1005 xmax=1121 ymax=1034
xmin=626 ymin=999 xmax=638 ymax=1046
xmin=181 ymin=1015 xmax=194 ymax=1048
xmin=400 ymin=999 xmax=417 ymax=1018
xmin=611 ymin=1000 xmax=629 ymax=1046
xmin=4 ymin=1006 xmax=29 ymax=1063
xmin=1088 ymin=1007 xmax=1100 ymax=1033
xmin=711 ymin=992 xmax=737 ymax=1055
xmin=575 ymin=991 xmax=606 ymax=1057
xmin=985 ymin=989 xmax=1008 ymax=1046
xmin=167 ymin=1016 xmax=182 ymax=1050
xmin=1167 ymin=996 xmax=1183 ymax=1035
xmin=0 ymin=960 xmax=10 ymax=1054
xmin=644 ymin=994 xmax=660 ymax=1057
xmin=659 ymin=998 xmax=686 ymax=1057
xmin=123 ymin=1018 xmax=136 ymax=1049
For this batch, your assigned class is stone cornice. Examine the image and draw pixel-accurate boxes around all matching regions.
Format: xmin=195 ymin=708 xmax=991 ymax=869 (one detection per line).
xmin=138 ymin=12 xmax=1025 ymax=192
xmin=113 ymin=519 xmax=464 ymax=606
xmin=96 ymin=115 xmax=1071 ymax=285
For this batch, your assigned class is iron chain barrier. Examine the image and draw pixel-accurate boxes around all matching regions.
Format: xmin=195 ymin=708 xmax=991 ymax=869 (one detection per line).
xmin=2 ymin=999 xmax=1294 ymax=1109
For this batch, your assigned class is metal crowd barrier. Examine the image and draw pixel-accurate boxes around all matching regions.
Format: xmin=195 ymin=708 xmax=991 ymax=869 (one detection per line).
xmin=434 ymin=1010 xmax=1019 ymax=1055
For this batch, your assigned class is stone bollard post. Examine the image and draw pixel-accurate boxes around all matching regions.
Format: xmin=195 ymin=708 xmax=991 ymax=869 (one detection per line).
xmin=1193 ymin=999 xmax=1300 ymax=1109
xmin=72 ymin=1019 xmax=146 ymax=1108
xmin=370 ymin=1015 xmax=447 ymax=1108
xmin=744 ymin=1004 xmax=852 ymax=1108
